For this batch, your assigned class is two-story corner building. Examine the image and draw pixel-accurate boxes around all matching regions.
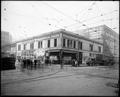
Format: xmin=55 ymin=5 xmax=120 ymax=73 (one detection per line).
xmin=15 ymin=29 xmax=103 ymax=65
xmin=75 ymin=25 xmax=119 ymax=63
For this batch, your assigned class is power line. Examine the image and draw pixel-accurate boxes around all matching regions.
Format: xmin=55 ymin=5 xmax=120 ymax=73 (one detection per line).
xmin=76 ymin=1 xmax=96 ymax=22
xmin=27 ymin=2 xmax=64 ymax=29
xmin=64 ymin=9 xmax=118 ymax=29
xmin=41 ymin=2 xmax=89 ymax=29
xmin=75 ymin=1 xmax=95 ymax=19
xmin=66 ymin=17 xmax=118 ymax=31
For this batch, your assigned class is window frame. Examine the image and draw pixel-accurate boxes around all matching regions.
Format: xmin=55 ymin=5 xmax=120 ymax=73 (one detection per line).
xmin=30 ymin=42 xmax=34 ymax=50
xmin=74 ymin=40 xmax=76 ymax=49
xmin=54 ymin=38 xmax=57 ymax=47
xmin=18 ymin=44 xmax=21 ymax=51
xmin=89 ymin=44 xmax=93 ymax=51
xmin=48 ymin=39 xmax=50 ymax=48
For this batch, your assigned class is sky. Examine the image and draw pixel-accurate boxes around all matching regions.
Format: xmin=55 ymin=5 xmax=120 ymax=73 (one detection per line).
xmin=1 ymin=1 xmax=119 ymax=42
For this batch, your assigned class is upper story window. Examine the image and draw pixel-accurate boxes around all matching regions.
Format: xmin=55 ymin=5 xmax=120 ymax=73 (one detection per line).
xmin=54 ymin=39 xmax=57 ymax=47
xmin=98 ymin=46 xmax=101 ymax=52
xmin=74 ymin=40 xmax=76 ymax=48
xmin=69 ymin=40 xmax=72 ymax=48
xmin=38 ymin=41 xmax=42 ymax=48
xmin=89 ymin=53 xmax=92 ymax=56
xmin=63 ymin=38 xmax=66 ymax=47
xmin=41 ymin=41 xmax=42 ymax=48
xmin=30 ymin=42 xmax=34 ymax=50
xmin=78 ymin=41 xmax=82 ymax=50
xmin=18 ymin=44 xmax=21 ymax=51
xmin=48 ymin=40 xmax=50 ymax=48
xmin=38 ymin=41 xmax=40 ymax=48
xmin=23 ymin=44 xmax=27 ymax=50
xmin=67 ymin=39 xmax=69 ymax=48
xmin=89 ymin=44 xmax=93 ymax=51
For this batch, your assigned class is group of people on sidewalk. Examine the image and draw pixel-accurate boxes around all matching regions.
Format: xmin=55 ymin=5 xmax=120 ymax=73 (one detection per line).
xmin=15 ymin=58 xmax=44 ymax=71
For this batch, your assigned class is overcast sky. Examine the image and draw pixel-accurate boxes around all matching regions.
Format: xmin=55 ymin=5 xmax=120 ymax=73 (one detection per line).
xmin=1 ymin=1 xmax=119 ymax=42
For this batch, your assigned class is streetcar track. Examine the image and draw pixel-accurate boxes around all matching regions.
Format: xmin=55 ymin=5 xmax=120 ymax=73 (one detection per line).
xmin=2 ymin=70 xmax=62 ymax=85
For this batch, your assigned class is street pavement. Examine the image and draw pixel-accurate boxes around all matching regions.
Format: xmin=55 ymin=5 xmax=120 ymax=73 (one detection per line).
xmin=1 ymin=65 xmax=119 ymax=96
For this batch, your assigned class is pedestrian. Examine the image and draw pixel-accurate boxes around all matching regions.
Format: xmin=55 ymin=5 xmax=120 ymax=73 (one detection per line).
xmin=15 ymin=59 xmax=20 ymax=71
xmin=20 ymin=59 xmax=24 ymax=72
xmin=75 ymin=60 xmax=78 ymax=67
xmin=34 ymin=59 xmax=37 ymax=69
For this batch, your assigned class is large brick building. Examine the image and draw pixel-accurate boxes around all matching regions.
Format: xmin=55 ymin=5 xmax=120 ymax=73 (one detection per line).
xmin=15 ymin=29 xmax=103 ymax=65
xmin=75 ymin=25 xmax=119 ymax=63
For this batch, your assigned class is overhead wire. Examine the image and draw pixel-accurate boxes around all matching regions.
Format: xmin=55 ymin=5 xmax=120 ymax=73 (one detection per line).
xmin=41 ymin=2 xmax=90 ymax=29
xmin=66 ymin=14 xmax=118 ymax=32
xmin=64 ymin=0 xmax=118 ymax=29
xmin=75 ymin=1 xmax=95 ymax=20
xmin=76 ymin=1 xmax=96 ymax=22
xmin=64 ymin=9 xmax=118 ymax=29
xmin=74 ymin=17 xmax=118 ymax=31
xmin=27 ymin=2 xmax=64 ymax=29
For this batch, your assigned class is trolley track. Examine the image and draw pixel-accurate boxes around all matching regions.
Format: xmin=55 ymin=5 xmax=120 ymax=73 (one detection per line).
xmin=2 ymin=70 xmax=62 ymax=85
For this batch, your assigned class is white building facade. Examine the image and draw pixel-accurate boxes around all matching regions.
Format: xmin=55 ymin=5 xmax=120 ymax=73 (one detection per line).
xmin=15 ymin=29 xmax=103 ymax=65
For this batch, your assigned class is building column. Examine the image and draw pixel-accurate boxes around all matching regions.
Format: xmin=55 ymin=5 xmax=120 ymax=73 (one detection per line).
xmin=59 ymin=49 xmax=63 ymax=69
xmin=77 ymin=52 xmax=79 ymax=66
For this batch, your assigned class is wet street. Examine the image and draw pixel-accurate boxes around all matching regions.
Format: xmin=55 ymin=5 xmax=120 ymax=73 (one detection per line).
xmin=1 ymin=66 xmax=119 ymax=96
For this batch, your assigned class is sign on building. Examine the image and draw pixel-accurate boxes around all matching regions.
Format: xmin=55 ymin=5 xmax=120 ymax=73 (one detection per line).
xmin=34 ymin=49 xmax=45 ymax=57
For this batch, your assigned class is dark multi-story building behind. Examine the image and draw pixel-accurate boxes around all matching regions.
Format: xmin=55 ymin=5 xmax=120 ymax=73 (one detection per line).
xmin=1 ymin=31 xmax=13 ymax=57
xmin=1 ymin=43 xmax=16 ymax=58
xmin=1 ymin=31 xmax=12 ymax=47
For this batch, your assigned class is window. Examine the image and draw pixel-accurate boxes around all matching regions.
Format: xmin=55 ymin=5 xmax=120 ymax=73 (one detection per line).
xmin=78 ymin=41 xmax=82 ymax=50
xmin=30 ymin=42 xmax=34 ymax=50
xmin=67 ymin=39 xmax=69 ymax=48
xmin=63 ymin=39 xmax=66 ymax=47
xmin=74 ymin=40 xmax=76 ymax=48
xmin=18 ymin=45 xmax=21 ymax=51
xmin=54 ymin=39 xmax=57 ymax=47
xmin=98 ymin=46 xmax=101 ymax=52
xmin=38 ymin=41 xmax=40 ymax=48
xmin=89 ymin=53 xmax=92 ymax=56
xmin=48 ymin=40 xmax=50 ymax=48
xmin=69 ymin=40 xmax=72 ymax=48
xmin=24 ymin=44 xmax=27 ymax=50
xmin=38 ymin=41 xmax=42 ymax=48
xmin=89 ymin=44 xmax=93 ymax=51
xmin=41 ymin=41 xmax=42 ymax=48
